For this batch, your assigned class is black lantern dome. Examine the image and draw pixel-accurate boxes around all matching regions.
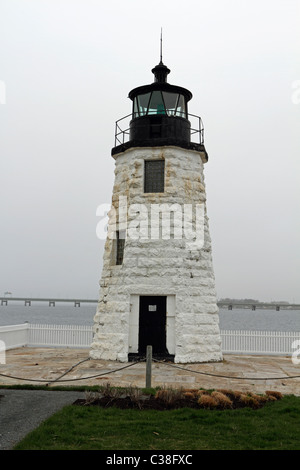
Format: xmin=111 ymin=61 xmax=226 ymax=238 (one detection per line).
xmin=112 ymin=57 xmax=207 ymax=160
xmin=129 ymin=61 xmax=192 ymax=119
xmin=151 ymin=60 xmax=171 ymax=83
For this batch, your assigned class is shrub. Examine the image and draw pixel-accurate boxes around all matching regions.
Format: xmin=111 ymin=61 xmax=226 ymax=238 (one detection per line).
xmin=100 ymin=383 xmax=123 ymax=399
xmin=196 ymin=389 xmax=210 ymax=397
xmin=217 ymin=389 xmax=243 ymax=402
xmin=211 ymin=391 xmax=233 ymax=409
xmin=248 ymin=392 xmax=269 ymax=406
xmin=238 ymin=393 xmax=260 ymax=409
xmin=266 ymin=391 xmax=283 ymax=400
xmin=154 ymin=387 xmax=185 ymax=405
xmin=183 ymin=392 xmax=196 ymax=400
xmin=123 ymin=385 xmax=142 ymax=400
xmin=182 ymin=389 xmax=208 ymax=400
xmin=84 ymin=391 xmax=99 ymax=405
xmin=198 ymin=394 xmax=218 ymax=409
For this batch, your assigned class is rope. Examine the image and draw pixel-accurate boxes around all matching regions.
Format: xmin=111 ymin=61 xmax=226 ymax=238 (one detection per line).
xmin=48 ymin=360 xmax=146 ymax=383
xmin=0 ymin=356 xmax=299 ymax=384
xmin=45 ymin=357 xmax=91 ymax=385
xmin=152 ymin=358 xmax=300 ymax=381
xmin=0 ymin=358 xmax=145 ymax=384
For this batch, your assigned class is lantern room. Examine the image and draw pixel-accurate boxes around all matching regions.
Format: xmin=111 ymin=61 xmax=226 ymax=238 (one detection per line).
xmin=128 ymin=61 xmax=192 ymax=149
xmin=131 ymin=61 xmax=190 ymax=119
xmin=112 ymin=60 xmax=207 ymax=160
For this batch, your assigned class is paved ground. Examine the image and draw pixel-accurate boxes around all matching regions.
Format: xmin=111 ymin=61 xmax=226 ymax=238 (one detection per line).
xmin=0 ymin=347 xmax=300 ymax=449
xmin=0 ymin=389 xmax=84 ymax=450
xmin=1 ymin=347 xmax=300 ymax=394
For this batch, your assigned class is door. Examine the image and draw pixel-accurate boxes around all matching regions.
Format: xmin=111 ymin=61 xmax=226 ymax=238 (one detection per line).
xmin=138 ymin=296 xmax=167 ymax=356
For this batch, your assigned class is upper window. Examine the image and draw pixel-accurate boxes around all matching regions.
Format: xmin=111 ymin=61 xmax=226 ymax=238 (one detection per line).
xmin=116 ymin=230 xmax=126 ymax=265
xmin=133 ymin=92 xmax=187 ymax=118
xmin=144 ymin=160 xmax=165 ymax=193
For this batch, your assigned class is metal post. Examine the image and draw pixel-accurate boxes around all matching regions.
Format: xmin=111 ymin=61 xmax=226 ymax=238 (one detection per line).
xmin=146 ymin=345 xmax=152 ymax=389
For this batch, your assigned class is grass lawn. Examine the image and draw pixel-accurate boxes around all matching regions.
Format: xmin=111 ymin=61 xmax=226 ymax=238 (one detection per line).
xmin=13 ymin=395 xmax=300 ymax=450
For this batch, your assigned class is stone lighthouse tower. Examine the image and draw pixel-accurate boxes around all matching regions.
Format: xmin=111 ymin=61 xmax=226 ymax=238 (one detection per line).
xmin=90 ymin=54 xmax=223 ymax=364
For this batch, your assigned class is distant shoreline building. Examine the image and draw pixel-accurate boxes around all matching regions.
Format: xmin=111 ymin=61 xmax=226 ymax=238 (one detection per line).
xmin=90 ymin=54 xmax=223 ymax=363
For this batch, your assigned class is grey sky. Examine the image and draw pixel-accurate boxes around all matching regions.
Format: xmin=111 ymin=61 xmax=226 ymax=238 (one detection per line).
xmin=0 ymin=0 xmax=299 ymax=302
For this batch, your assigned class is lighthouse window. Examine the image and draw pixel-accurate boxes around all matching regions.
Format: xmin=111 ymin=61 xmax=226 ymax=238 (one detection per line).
xmin=133 ymin=98 xmax=139 ymax=118
xmin=148 ymin=91 xmax=166 ymax=115
xmin=175 ymin=95 xmax=186 ymax=117
xmin=133 ymin=91 xmax=187 ymax=118
xmin=137 ymin=93 xmax=151 ymax=116
xmin=116 ymin=230 xmax=125 ymax=265
xmin=144 ymin=159 xmax=165 ymax=193
xmin=162 ymin=92 xmax=178 ymax=116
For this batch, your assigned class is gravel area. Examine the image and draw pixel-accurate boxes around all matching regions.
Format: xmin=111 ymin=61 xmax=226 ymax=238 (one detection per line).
xmin=0 ymin=389 xmax=84 ymax=450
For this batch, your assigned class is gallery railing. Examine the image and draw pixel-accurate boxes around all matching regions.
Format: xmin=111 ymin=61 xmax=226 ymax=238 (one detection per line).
xmin=114 ymin=112 xmax=204 ymax=148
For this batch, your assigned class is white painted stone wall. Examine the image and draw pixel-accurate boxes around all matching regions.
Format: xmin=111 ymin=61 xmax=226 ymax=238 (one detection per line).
xmin=90 ymin=145 xmax=223 ymax=363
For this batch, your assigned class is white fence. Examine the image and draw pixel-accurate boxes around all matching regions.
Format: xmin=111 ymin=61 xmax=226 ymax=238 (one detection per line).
xmin=0 ymin=323 xmax=299 ymax=355
xmin=0 ymin=323 xmax=93 ymax=350
xmin=28 ymin=324 xmax=93 ymax=348
xmin=221 ymin=329 xmax=300 ymax=355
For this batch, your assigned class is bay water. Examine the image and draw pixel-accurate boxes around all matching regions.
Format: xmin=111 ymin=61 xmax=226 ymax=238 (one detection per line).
xmin=0 ymin=303 xmax=299 ymax=332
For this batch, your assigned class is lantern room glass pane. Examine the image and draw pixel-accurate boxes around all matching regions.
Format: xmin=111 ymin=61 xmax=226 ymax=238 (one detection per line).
xmin=148 ymin=91 xmax=166 ymax=115
xmin=175 ymin=95 xmax=186 ymax=117
xmin=162 ymin=92 xmax=178 ymax=116
xmin=134 ymin=91 xmax=187 ymax=118
xmin=133 ymin=97 xmax=139 ymax=118
xmin=137 ymin=93 xmax=151 ymax=116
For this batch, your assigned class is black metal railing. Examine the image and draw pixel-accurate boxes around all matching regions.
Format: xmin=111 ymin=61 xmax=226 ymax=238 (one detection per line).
xmin=189 ymin=113 xmax=204 ymax=146
xmin=114 ymin=112 xmax=204 ymax=148
xmin=115 ymin=113 xmax=132 ymax=147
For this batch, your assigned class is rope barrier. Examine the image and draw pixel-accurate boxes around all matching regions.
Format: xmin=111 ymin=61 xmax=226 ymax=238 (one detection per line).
xmin=0 ymin=358 xmax=146 ymax=384
xmin=46 ymin=357 xmax=91 ymax=385
xmin=0 ymin=356 xmax=299 ymax=384
xmin=152 ymin=358 xmax=300 ymax=381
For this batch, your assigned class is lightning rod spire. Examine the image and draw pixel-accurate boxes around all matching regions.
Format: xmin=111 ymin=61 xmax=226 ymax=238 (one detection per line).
xmin=152 ymin=28 xmax=170 ymax=82
xmin=160 ymin=28 xmax=163 ymax=63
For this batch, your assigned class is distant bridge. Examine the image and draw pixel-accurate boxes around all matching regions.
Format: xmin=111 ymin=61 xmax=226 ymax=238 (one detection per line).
xmin=0 ymin=297 xmax=299 ymax=311
xmin=217 ymin=302 xmax=300 ymax=311
xmin=0 ymin=297 xmax=98 ymax=307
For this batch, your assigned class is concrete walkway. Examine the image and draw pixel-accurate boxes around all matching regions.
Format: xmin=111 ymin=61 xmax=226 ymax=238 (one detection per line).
xmin=0 ymin=389 xmax=85 ymax=450
xmin=1 ymin=347 xmax=300 ymax=396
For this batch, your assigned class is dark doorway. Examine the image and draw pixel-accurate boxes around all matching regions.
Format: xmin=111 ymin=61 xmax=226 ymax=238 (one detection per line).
xmin=139 ymin=296 xmax=168 ymax=357
xmin=128 ymin=295 xmax=175 ymax=362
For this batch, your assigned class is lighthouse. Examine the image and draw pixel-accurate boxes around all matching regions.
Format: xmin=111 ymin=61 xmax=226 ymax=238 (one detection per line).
xmin=90 ymin=52 xmax=223 ymax=364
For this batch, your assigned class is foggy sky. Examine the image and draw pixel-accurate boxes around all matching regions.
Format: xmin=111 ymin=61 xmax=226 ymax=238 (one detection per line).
xmin=0 ymin=0 xmax=299 ymax=302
